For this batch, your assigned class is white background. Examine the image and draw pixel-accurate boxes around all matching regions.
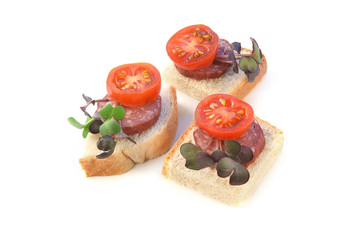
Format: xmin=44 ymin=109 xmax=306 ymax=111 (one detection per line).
xmin=1 ymin=0 xmax=359 ymax=239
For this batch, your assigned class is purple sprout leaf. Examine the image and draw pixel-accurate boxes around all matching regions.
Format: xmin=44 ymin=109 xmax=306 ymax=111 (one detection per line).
xmin=194 ymin=152 xmax=216 ymax=170
xmin=216 ymin=157 xmax=235 ymax=178
xmin=229 ymin=164 xmax=250 ymax=185
xmin=237 ymin=145 xmax=254 ymax=164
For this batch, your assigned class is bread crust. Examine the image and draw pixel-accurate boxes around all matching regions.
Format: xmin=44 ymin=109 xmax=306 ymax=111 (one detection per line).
xmin=162 ymin=116 xmax=283 ymax=206
xmin=79 ymin=86 xmax=178 ymax=177
xmin=162 ymin=48 xmax=267 ymax=100
xmin=79 ymin=146 xmax=135 ymax=177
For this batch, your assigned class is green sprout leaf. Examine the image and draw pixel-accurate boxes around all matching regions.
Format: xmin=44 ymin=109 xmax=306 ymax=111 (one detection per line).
xmin=68 ymin=117 xmax=85 ymax=129
xmin=250 ymin=37 xmax=262 ymax=64
xmin=68 ymin=116 xmax=94 ymax=138
xmin=99 ymin=118 xmax=121 ymax=136
xmin=180 ymin=143 xmax=201 ymax=160
xmin=112 ymin=105 xmax=125 ymax=120
xmin=82 ymin=127 xmax=90 ymax=138
xmin=82 ymin=116 xmax=95 ymax=138
xmin=180 ymin=143 xmax=201 ymax=170
xmin=99 ymin=103 xmax=113 ymax=117
xmin=239 ymin=57 xmax=258 ymax=73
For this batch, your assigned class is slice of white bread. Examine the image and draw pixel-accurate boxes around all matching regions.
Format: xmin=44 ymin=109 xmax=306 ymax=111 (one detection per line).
xmin=162 ymin=48 xmax=267 ymax=100
xmin=79 ymin=86 xmax=178 ymax=177
xmin=162 ymin=116 xmax=283 ymax=207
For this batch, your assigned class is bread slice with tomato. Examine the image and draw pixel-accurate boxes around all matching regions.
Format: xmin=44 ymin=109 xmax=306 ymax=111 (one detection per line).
xmin=162 ymin=94 xmax=283 ymax=206
xmin=69 ymin=63 xmax=178 ymax=177
xmin=163 ymin=24 xmax=267 ymax=100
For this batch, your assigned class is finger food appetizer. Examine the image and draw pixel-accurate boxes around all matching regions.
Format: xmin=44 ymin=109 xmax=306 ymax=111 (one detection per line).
xmin=163 ymin=24 xmax=267 ymax=100
xmin=162 ymin=94 xmax=283 ymax=206
xmin=69 ymin=63 xmax=178 ymax=177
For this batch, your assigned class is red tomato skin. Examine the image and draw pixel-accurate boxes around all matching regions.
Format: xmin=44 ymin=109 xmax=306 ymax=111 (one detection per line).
xmin=106 ymin=63 xmax=161 ymax=107
xmin=195 ymin=94 xmax=254 ymax=140
xmin=166 ymin=24 xmax=219 ymax=71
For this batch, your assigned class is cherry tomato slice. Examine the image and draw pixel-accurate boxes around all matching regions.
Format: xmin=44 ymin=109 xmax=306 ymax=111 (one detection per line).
xmin=195 ymin=94 xmax=254 ymax=140
xmin=166 ymin=24 xmax=219 ymax=71
xmin=106 ymin=63 xmax=161 ymax=107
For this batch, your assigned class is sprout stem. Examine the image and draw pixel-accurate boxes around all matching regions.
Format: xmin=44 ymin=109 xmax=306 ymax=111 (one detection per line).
xmin=80 ymin=96 xmax=111 ymax=117
xmin=215 ymin=52 xmax=252 ymax=61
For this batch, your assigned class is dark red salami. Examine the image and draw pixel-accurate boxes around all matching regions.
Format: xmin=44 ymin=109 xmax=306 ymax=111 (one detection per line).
xmin=121 ymin=96 xmax=161 ymax=135
xmin=235 ymin=119 xmax=265 ymax=162
xmin=194 ymin=127 xmax=216 ymax=154
xmin=193 ymin=119 xmax=265 ymax=164
xmin=96 ymin=95 xmax=161 ymax=135
xmin=175 ymin=39 xmax=232 ymax=80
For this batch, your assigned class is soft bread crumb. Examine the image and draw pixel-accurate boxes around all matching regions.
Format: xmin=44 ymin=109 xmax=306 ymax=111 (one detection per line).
xmin=79 ymin=86 xmax=178 ymax=177
xmin=162 ymin=48 xmax=267 ymax=100
xmin=162 ymin=117 xmax=283 ymax=207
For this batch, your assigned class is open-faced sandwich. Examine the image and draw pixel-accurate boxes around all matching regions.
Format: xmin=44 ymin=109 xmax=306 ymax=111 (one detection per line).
xmin=163 ymin=24 xmax=267 ymax=100
xmin=162 ymin=94 xmax=283 ymax=206
xmin=69 ymin=63 xmax=178 ymax=177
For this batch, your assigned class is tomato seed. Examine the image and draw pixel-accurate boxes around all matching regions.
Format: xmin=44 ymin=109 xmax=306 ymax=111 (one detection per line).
xmin=117 ymin=74 xmax=126 ymax=80
xmin=207 ymin=114 xmax=215 ymax=119
xmin=210 ymin=102 xmax=219 ymax=109
xmin=237 ymin=109 xmax=245 ymax=115
xmin=219 ymin=98 xmax=226 ymax=106
xmin=203 ymin=34 xmax=212 ymax=40
xmin=215 ymin=118 xmax=223 ymax=125
xmin=122 ymin=84 xmax=130 ymax=90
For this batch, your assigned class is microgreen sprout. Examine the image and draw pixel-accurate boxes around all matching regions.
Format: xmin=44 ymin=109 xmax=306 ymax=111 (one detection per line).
xmin=68 ymin=94 xmax=135 ymax=159
xmin=180 ymin=140 xmax=253 ymax=185
xmin=215 ymin=38 xmax=262 ymax=82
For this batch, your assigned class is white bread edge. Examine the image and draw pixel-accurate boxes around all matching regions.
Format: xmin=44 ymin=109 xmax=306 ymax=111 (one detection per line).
xmin=79 ymin=85 xmax=178 ymax=177
xmin=162 ymin=48 xmax=267 ymax=100
xmin=162 ymin=116 xmax=283 ymax=207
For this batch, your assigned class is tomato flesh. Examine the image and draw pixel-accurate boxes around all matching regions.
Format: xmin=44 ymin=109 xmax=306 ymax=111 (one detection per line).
xmin=166 ymin=24 xmax=219 ymax=71
xmin=106 ymin=63 xmax=161 ymax=107
xmin=195 ymin=94 xmax=254 ymax=140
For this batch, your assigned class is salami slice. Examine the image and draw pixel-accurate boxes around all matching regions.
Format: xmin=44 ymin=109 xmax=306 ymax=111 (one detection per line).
xmin=193 ymin=119 xmax=265 ymax=164
xmin=96 ymin=95 xmax=161 ymax=135
xmin=121 ymin=96 xmax=161 ymax=135
xmin=194 ymin=127 xmax=216 ymax=154
xmin=175 ymin=39 xmax=232 ymax=80
xmin=235 ymin=119 xmax=265 ymax=161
